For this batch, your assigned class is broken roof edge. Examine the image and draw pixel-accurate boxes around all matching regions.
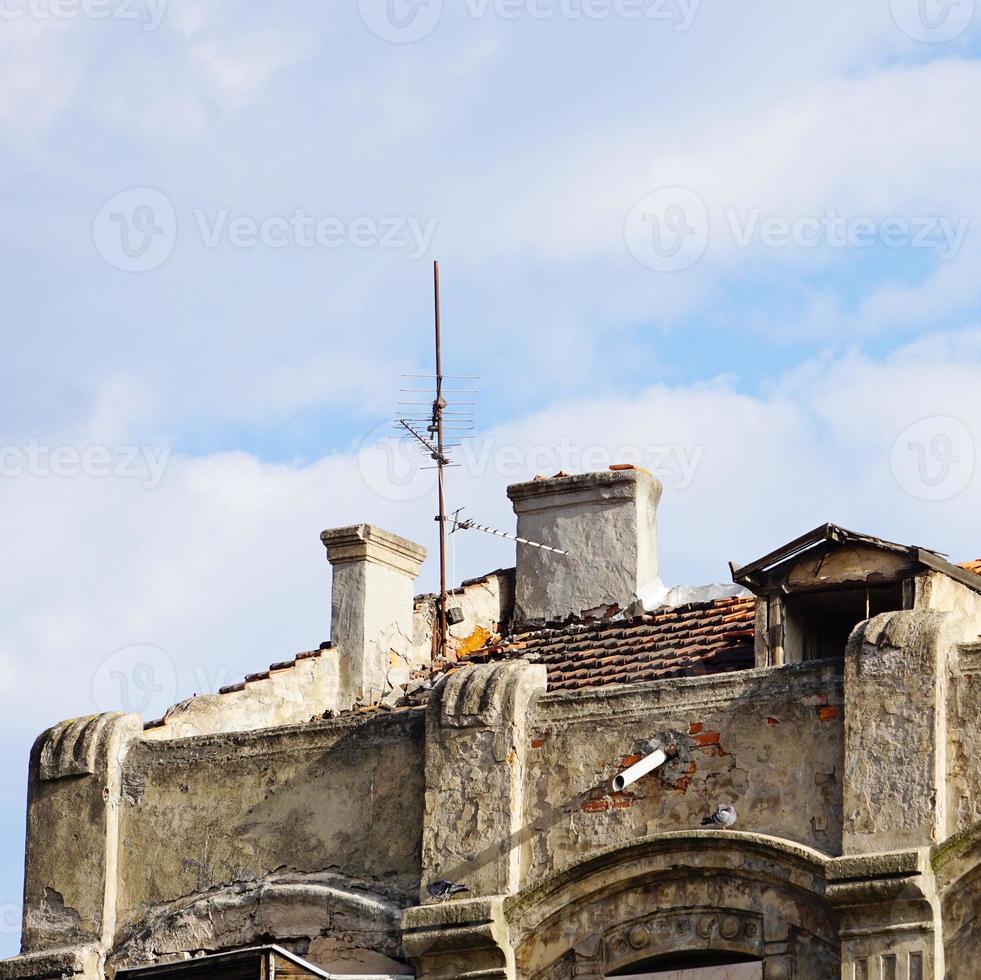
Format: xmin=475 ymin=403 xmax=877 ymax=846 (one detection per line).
xmin=730 ymin=522 xmax=981 ymax=596
xmin=142 ymin=644 xmax=333 ymax=733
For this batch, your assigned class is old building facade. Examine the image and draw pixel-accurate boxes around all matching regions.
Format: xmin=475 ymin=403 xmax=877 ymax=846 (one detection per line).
xmin=3 ymin=467 xmax=981 ymax=979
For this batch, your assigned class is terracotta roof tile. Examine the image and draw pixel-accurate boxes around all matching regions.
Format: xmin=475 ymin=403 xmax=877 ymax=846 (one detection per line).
xmin=459 ymin=595 xmax=757 ymax=692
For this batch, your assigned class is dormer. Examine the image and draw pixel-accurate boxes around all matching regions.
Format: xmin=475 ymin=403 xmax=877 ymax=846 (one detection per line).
xmin=731 ymin=523 xmax=981 ymax=666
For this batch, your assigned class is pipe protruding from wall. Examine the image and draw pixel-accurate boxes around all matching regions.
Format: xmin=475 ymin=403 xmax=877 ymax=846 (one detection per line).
xmin=612 ymin=746 xmax=668 ymax=792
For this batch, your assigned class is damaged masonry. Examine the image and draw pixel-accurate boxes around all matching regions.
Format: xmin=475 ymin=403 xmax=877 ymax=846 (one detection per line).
xmin=4 ymin=466 xmax=981 ymax=979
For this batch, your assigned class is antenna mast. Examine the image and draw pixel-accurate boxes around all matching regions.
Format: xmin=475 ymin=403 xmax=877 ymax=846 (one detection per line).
xmin=393 ymin=265 xmax=478 ymax=664
xmin=433 ymin=260 xmax=449 ymax=663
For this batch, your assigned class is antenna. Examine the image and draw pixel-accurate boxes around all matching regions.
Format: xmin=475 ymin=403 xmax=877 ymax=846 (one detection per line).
xmin=449 ymin=509 xmax=571 ymax=556
xmin=433 ymin=260 xmax=448 ymax=663
xmin=391 ymin=261 xmax=477 ymax=664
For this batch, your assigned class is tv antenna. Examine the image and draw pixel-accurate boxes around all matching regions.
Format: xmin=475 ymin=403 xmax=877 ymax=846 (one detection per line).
xmin=393 ymin=261 xmax=477 ymax=663
xmin=449 ymin=509 xmax=569 ymax=556
xmin=391 ymin=264 xmax=566 ymax=664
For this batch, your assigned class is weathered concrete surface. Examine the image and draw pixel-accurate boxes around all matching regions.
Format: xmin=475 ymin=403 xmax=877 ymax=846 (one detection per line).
xmin=523 ymin=661 xmax=844 ymax=877
xmin=843 ymin=610 xmax=961 ymax=852
xmin=508 ymin=469 xmax=662 ymax=625
xmin=22 ymin=714 xmax=142 ymax=954
xmin=118 ymin=712 xmax=425 ymax=914
xmin=422 ymin=662 xmax=547 ymax=901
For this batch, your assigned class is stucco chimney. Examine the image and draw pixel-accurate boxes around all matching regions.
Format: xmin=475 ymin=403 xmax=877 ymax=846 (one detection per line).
xmin=507 ymin=468 xmax=662 ymax=625
xmin=321 ymin=524 xmax=426 ymax=709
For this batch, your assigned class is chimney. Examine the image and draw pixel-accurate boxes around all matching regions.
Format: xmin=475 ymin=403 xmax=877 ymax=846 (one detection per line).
xmin=321 ymin=524 xmax=427 ymax=709
xmin=507 ymin=468 xmax=663 ymax=625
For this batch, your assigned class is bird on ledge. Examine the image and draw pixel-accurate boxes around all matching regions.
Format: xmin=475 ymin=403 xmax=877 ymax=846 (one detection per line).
xmin=701 ymin=804 xmax=737 ymax=829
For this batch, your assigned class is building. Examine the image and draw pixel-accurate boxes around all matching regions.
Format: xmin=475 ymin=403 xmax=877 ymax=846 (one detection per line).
xmin=2 ymin=467 xmax=980 ymax=979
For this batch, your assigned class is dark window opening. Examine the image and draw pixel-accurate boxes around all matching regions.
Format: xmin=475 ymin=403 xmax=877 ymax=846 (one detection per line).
xmin=783 ymin=582 xmax=904 ymax=662
xmin=608 ymin=950 xmax=763 ymax=977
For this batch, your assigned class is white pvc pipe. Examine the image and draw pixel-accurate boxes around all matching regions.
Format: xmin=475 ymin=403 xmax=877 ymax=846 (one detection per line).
xmin=612 ymin=748 xmax=668 ymax=792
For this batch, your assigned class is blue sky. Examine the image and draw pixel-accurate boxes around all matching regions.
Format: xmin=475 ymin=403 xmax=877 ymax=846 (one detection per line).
xmin=2 ymin=0 xmax=981 ymax=957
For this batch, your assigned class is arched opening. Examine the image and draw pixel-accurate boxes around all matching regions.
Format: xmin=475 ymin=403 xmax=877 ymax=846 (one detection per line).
xmin=509 ymin=832 xmax=836 ymax=980
xmin=608 ymin=952 xmax=762 ymax=979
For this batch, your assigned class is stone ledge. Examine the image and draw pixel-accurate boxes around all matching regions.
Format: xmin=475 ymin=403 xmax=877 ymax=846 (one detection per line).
xmin=0 ymin=943 xmax=102 ymax=980
xmin=402 ymin=897 xmax=514 ymax=980
xmin=321 ymin=524 xmax=427 ymax=577
xmin=827 ymin=849 xmax=927 ymax=882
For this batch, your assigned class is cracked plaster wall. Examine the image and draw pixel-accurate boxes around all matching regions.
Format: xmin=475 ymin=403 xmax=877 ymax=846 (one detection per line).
xmin=519 ymin=661 xmax=844 ymax=886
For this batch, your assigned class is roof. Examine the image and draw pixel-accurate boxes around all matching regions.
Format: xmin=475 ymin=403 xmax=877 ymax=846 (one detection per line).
xmin=458 ymin=595 xmax=756 ymax=692
xmin=143 ymin=645 xmax=332 ymax=732
xmin=732 ymin=523 xmax=981 ymax=596
xmin=141 ymin=548 xmax=981 ymax=732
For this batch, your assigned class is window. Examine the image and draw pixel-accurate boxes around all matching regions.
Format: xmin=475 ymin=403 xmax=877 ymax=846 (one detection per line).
xmin=781 ymin=582 xmax=904 ymax=662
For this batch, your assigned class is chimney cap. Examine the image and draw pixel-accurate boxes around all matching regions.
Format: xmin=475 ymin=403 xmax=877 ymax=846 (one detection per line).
xmin=507 ymin=467 xmax=661 ymax=506
xmin=321 ymin=523 xmax=427 ymax=577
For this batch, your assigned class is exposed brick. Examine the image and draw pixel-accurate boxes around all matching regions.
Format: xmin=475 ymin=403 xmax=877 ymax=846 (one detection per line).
xmin=767 ymin=717 xmax=780 ymax=726
xmin=689 ymin=722 xmax=704 ymax=735
xmin=581 ymin=799 xmax=610 ymax=813
xmin=693 ymin=731 xmax=721 ymax=747
xmin=818 ymin=706 xmax=839 ymax=721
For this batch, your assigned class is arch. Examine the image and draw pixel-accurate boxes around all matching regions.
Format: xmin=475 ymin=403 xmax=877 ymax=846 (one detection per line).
xmin=106 ymin=875 xmax=407 ymax=975
xmin=505 ymin=831 xmax=837 ymax=980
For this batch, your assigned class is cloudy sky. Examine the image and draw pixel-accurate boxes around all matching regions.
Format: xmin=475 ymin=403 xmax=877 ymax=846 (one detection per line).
xmin=1 ymin=0 xmax=981 ymax=952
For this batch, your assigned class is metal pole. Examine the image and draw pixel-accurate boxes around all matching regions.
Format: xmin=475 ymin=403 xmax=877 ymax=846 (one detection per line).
xmin=434 ymin=261 xmax=448 ymax=662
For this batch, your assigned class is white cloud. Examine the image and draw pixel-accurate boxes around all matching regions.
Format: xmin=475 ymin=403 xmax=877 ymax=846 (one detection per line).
xmin=190 ymin=32 xmax=314 ymax=110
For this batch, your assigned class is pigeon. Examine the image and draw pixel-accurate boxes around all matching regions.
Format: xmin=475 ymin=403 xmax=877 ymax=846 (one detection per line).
xmin=701 ymin=804 xmax=737 ymax=829
xmin=427 ymin=880 xmax=469 ymax=902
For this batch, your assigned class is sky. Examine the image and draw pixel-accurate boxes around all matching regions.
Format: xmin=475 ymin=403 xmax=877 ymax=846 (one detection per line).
xmin=1 ymin=0 xmax=981 ymax=957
